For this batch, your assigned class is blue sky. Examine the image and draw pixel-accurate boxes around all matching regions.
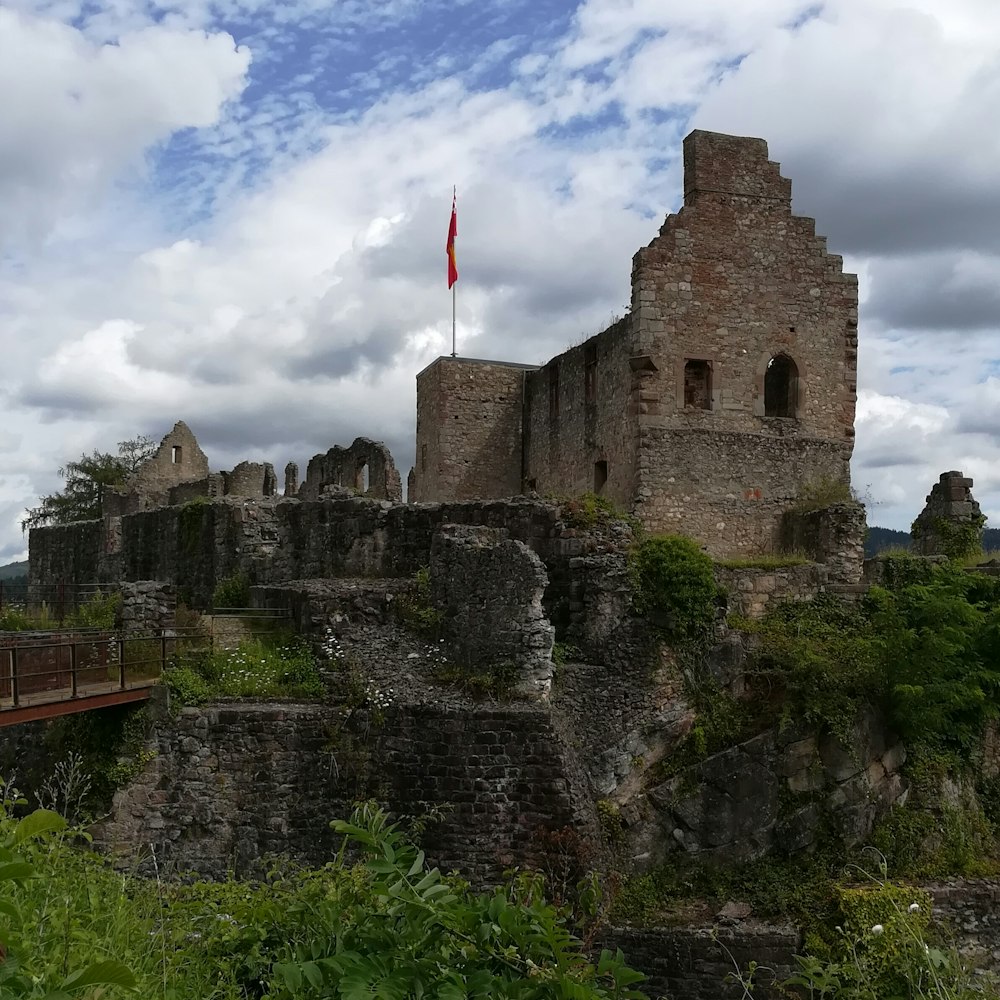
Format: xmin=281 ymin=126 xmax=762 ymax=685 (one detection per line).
xmin=2 ymin=0 xmax=1000 ymax=560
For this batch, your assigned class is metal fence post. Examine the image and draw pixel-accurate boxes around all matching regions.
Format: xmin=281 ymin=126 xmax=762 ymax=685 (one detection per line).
xmin=70 ymin=640 xmax=78 ymax=698
xmin=10 ymin=648 xmax=18 ymax=708
xmin=119 ymin=637 xmax=126 ymax=689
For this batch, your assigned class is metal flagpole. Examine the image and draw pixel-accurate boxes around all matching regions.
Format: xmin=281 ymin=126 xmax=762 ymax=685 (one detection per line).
xmin=451 ymin=185 xmax=457 ymax=357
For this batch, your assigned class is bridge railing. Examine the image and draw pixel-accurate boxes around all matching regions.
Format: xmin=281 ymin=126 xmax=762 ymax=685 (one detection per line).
xmin=0 ymin=627 xmax=206 ymax=710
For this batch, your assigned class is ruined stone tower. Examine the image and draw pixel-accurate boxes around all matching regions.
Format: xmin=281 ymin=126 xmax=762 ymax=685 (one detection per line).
xmin=412 ymin=130 xmax=859 ymax=556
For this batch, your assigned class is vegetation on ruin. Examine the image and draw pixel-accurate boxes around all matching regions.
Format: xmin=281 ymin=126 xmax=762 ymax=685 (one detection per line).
xmin=164 ymin=634 xmax=324 ymax=708
xmin=628 ymin=534 xmax=718 ymax=651
xmin=212 ymin=570 xmax=251 ymax=610
xmin=396 ymin=566 xmax=443 ymax=639
xmin=21 ymin=435 xmax=156 ymax=530
xmin=0 ymin=796 xmax=648 ymax=1000
xmin=0 ymin=590 xmax=120 ymax=633
xmin=560 ymin=492 xmax=637 ymax=531
xmin=910 ymin=513 xmax=988 ymax=562
xmin=790 ymin=474 xmax=857 ymax=513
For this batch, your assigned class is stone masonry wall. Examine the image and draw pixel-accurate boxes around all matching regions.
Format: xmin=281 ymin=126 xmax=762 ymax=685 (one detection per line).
xmin=911 ymin=471 xmax=984 ymax=557
xmin=603 ymin=924 xmax=801 ymax=1000
xmin=523 ymin=317 xmax=637 ymax=512
xmin=412 ymin=357 xmax=534 ymax=502
xmin=430 ymin=525 xmax=555 ymax=697
xmin=299 ymin=438 xmax=402 ymax=503
xmin=714 ymin=563 xmax=822 ymax=619
xmin=98 ymin=700 xmax=581 ymax=884
xmin=634 ymin=427 xmax=853 ymax=556
xmin=34 ymin=496 xmax=630 ymax=613
xmin=119 ymin=581 xmax=175 ymax=633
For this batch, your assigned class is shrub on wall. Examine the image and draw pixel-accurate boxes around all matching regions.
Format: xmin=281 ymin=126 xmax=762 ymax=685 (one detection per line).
xmin=628 ymin=535 xmax=718 ymax=648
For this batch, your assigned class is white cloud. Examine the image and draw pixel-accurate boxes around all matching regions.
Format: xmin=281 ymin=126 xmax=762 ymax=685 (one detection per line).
xmin=3 ymin=0 xmax=1000 ymax=563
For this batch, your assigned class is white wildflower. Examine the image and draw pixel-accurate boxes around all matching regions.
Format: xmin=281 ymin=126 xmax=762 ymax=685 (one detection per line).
xmin=871 ymin=924 xmax=884 ymax=935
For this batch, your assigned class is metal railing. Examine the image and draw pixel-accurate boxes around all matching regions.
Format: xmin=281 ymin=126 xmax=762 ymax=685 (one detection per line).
xmin=0 ymin=627 xmax=204 ymax=713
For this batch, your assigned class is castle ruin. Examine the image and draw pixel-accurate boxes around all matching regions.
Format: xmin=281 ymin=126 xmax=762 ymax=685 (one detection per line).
xmin=411 ymin=130 xmax=859 ymax=557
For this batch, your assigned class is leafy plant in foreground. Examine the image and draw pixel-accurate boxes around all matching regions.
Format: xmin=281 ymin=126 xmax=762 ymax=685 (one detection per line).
xmin=271 ymin=802 xmax=648 ymax=999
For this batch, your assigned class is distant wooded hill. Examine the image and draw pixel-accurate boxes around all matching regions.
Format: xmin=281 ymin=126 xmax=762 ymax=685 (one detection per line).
xmin=0 ymin=560 xmax=27 ymax=581
xmin=865 ymin=526 xmax=1000 ymax=558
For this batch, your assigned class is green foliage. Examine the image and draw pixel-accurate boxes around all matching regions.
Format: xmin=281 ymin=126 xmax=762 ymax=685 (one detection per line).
xmin=44 ymin=704 xmax=150 ymax=816
xmin=736 ymin=595 xmax=885 ymax=741
xmin=65 ymin=590 xmax=121 ymax=630
xmin=911 ymin=514 xmax=987 ymax=561
xmin=629 ymin=535 xmax=718 ymax=650
xmin=0 ymin=797 xmax=649 ymax=1000
xmin=22 ymin=435 xmax=155 ymax=530
xmin=729 ymin=566 xmax=1000 ymax=760
xmin=765 ymin=861 xmax=991 ymax=1000
xmin=267 ymin=803 xmax=647 ymax=999
xmin=552 ymin=642 xmax=581 ymax=667
xmin=792 ymin=475 xmax=856 ymax=513
xmin=165 ymin=634 xmax=324 ymax=708
xmin=560 ymin=492 xmax=636 ymax=531
xmin=212 ymin=571 xmax=251 ymax=610
xmin=870 ymin=552 xmax=938 ymax=590
xmin=397 ymin=566 xmax=444 ymax=638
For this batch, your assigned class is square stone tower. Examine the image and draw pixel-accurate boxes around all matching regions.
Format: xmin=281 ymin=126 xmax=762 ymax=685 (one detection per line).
xmin=413 ymin=130 xmax=859 ymax=556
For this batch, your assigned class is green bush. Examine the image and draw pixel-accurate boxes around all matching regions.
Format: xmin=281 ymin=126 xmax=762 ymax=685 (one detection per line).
xmin=629 ymin=534 xmax=718 ymax=648
xmin=212 ymin=572 xmax=251 ymax=610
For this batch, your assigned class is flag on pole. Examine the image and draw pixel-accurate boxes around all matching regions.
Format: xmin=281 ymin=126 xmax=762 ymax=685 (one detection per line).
xmin=446 ymin=190 xmax=458 ymax=289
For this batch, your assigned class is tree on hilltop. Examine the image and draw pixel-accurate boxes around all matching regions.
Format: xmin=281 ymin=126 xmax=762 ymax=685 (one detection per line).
xmin=22 ymin=435 xmax=156 ymax=531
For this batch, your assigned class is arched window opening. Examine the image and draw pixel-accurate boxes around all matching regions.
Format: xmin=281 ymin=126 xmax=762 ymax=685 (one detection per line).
xmin=764 ymin=354 xmax=799 ymax=418
xmin=683 ymin=359 xmax=712 ymax=409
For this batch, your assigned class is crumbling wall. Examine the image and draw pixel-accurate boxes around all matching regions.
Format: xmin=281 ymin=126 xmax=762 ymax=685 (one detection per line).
xmin=911 ymin=471 xmax=984 ymax=557
xmin=98 ymin=700 xmax=581 ymax=884
xmin=715 ymin=563 xmax=823 ymax=619
xmin=523 ymin=317 xmax=637 ymax=511
xmin=429 ymin=525 xmax=555 ymax=698
xmin=780 ymin=501 xmax=866 ymax=585
xmin=125 ymin=421 xmax=210 ymax=509
xmin=298 ymin=437 xmax=402 ymax=502
xmin=224 ymin=461 xmax=277 ymax=498
xmin=119 ymin=581 xmax=175 ymax=633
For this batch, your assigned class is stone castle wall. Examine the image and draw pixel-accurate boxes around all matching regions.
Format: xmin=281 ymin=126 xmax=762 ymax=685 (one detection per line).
xmin=522 ymin=316 xmax=637 ymax=510
xmin=29 ymin=496 xmax=633 ymax=613
xmin=412 ymin=358 xmax=533 ymax=501
xmin=98 ymin=700 xmax=581 ymax=884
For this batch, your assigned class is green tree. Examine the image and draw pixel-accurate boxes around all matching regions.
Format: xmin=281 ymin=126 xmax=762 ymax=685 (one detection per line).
xmin=22 ymin=435 xmax=155 ymax=531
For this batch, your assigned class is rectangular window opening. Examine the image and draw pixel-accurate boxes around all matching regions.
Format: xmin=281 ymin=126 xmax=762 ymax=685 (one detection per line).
xmin=683 ymin=360 xmax=712 ymax=410
xmin=594 ymin=461 xmax=608 ymax=494
xmin=548 ymin=364 xmax=560 ymax=419
xmin=171 ymin=445 xmax=182 ymax=464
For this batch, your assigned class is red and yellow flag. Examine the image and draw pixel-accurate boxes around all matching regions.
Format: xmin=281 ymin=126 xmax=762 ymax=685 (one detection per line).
xmin=446 ymin=190 xmax=458 ymax=289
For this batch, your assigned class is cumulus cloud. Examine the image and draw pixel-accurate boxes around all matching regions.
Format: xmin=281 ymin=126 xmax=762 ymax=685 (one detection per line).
xmin=3 ymin=0 xmax=1000 ymax=561
xmin=0 ymin=8 xmax=250 ymax=245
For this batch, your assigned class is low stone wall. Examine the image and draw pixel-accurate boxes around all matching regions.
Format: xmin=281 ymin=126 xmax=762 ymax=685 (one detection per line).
xmin=781 ymin=502 xmax=866 ymax=585
xmin=926 ymin=879 xmax=1000 ymax=974
xmin=98 ymin=700 xmax=582 ymax=883
xmin=603 ymin=924 xmax=800 ymax=1000
xmin=715 ymin=563 xmax=822 ymax=619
